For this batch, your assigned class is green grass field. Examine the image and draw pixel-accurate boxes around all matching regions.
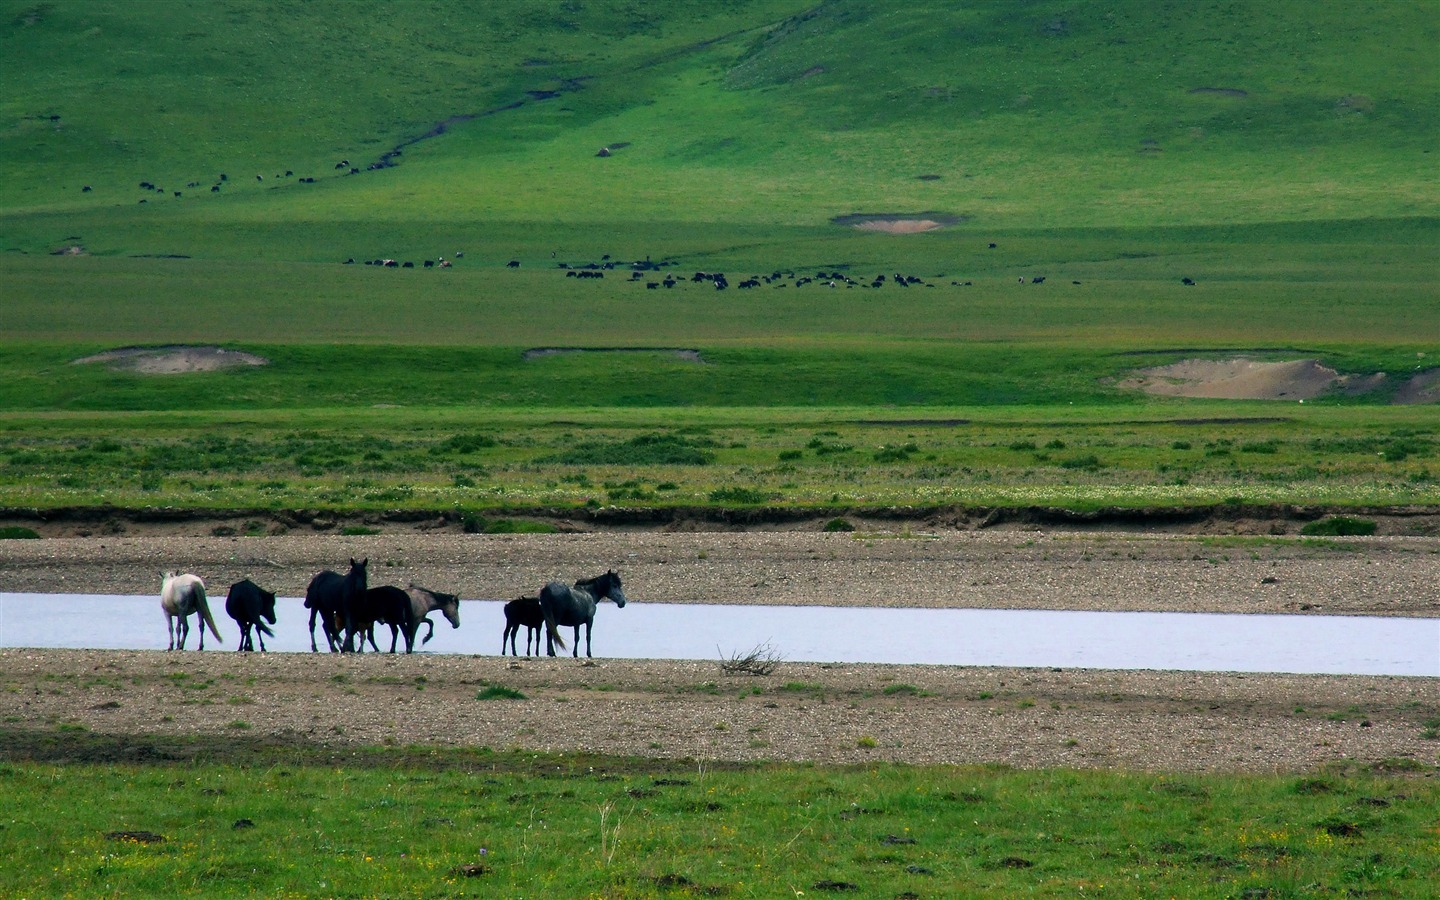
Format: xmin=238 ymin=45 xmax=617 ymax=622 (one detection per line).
xmin=1 ymin=0 xmax=1436 ymax=513
xmin=2 ymin=744 xmax=1436 ymax=898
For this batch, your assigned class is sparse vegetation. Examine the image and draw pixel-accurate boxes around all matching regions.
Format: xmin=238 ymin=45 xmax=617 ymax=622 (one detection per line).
xmin=1302 ymin=517 xmax=1379 ymax=537
xmin=718 ymin=642 xmax=784 ymax=677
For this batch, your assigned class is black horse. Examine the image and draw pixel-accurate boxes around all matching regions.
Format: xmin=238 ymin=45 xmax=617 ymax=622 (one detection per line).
xmin=225 ymin=578 xmax=277 ymax=652
xmin=502 ymin=595 xmax=544 ymax=656
xmin=347 ymin=585 xmax=417 ymax=653
xmin=304 ymin=558 xmax=368 ymax=652
xmin=539 ymin=570 xmax=627 ymax=658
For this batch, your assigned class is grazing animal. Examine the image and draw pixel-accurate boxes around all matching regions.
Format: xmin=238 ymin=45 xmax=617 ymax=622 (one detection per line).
xmin=347 ymin=585 xmax=416 ymax=653
xmin=304 ymin=558 xmax=368 ymax=652
xmin=502 ymin=596 xmax=544 ymax=656
xmin=538 ymin=570 xmax=627 ymax=658
xmin=161 ymin=571 xmax=221 ymax=651
xmin=404 ymin=584 xmax=462 ymax=651
xmin=225 ymin=578 xmax=276 ymax=652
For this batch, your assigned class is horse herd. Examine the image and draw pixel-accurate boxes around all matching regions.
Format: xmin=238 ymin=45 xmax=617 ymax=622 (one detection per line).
xmin=158 ymin=561 xmax=628 ymax=658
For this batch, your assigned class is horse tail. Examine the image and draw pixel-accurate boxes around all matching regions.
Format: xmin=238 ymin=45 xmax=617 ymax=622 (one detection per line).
xmin=541 ymin=599 xmax=567 ymax=651
xmin=196 ymin=588 xmax=222 ymax=640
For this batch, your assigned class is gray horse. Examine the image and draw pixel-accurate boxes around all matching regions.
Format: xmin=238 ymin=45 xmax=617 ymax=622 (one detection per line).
xmin=405 ymin=583 xmax=462 ymax=651
xmin=539 ymin=570 xmax=627 ymax=658
xmin=161 ymin=571 xmax=222 ymax=651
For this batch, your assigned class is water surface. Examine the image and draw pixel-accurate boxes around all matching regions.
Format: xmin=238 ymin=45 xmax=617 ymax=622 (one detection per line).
xmin=1 ymin=593 xmax=1435 ymax=676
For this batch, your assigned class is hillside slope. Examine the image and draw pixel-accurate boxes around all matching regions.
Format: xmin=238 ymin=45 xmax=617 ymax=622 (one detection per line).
xmin=3 ymin=0 xmax=1435 ymax=255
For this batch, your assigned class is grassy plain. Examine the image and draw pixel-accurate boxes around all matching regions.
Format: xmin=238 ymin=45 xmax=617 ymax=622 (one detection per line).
xmin=2 ymin=0 xmax=1437 ymax=516
xmin=2 ymin=746 xmax=1436 ymax=898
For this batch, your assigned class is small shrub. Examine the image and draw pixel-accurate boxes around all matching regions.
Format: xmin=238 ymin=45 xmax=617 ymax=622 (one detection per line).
xmin=1301 ymin=517 xmax=1377 ymax=536
xmin=856 ymin=735 xmax=878 ymax=748
xmin=709 ymin=486 xmax=769 ymax=504
xmin=0 ymin=526 xmax=41 ymax=540
xmin=882 ymin=683 xmax=931 ymax=697
xmin=484 ymin=519 xmax=558 ymax=534
xmin=341 ymin=526 xmax=381 ymax=536
xmin=778 ymin=449 xmax=803 ymax=461
xmin=476 ymin=685 xmax=526 ymax=701
xmin=1008 ymin=440 xmax=1037 ymax=451
xmin=719 ymin=641 xmax=783 ymax=676
xmin=434 ymin=433 xmax=497 ymax=454
xmin=873 ymin=443 xmax=918 ymax=463
xmin=822 ymin=517 xmax=854 ymax=532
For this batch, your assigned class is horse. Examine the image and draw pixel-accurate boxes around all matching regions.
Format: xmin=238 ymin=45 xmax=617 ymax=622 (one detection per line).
xmin=346 ymin=585 xmax=416 ymax=653
xmin=225 ymin=578 xmax=276 ymax=652
xmin=404 ymin=584 xmax=462 ymax=652
xmin=304 ymin=558 xmax=368 ymax=652
xmin=161 ymin=571 xmax=222 ymax=651
xmin=538 ymin=570 xmax=627 ymax=658
xmin=502 ymin=595 xmax=544 ymax=656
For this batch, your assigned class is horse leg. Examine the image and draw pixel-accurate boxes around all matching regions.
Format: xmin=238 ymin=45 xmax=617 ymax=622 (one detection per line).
xmin=197 ymin=613 xmax=206 ymax=651
xmin=584 ymin=621 xmax=593 ymax=658
xmin=166 ymin=613 xmax=176 ymax=651
xmin=177 ymin=615 xmax=189 ymax=650
xmin=255 ymin=623 xmax=267 ymax=652
xmin=526 ymin=625 xmax=538 ymax=657
xmin=571 ymin=625 xmax=581 ymax=659
xmin=307 ymin=607 xmax=320 ymax=652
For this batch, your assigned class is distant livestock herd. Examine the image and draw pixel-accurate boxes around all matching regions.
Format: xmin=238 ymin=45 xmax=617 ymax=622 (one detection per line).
xmin=81 ymin=172 xmax=1200 ymax=285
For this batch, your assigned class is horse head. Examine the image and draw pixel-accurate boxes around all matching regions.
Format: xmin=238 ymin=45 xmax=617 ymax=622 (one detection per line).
xmin=436 ymin=589 xmax=462 ymax=628
xmin=346 ymin=557 xmax=369 ymax=589
xmin=603 ymin=569 xmax=627 ymax=608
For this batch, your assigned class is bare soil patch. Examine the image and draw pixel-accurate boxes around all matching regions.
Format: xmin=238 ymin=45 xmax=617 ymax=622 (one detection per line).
xmin=1118 ymin=357 xmax=1439 ymax=403
xmin=831 ymin=212 xmax=964 ymax=233
xmin=1395 ymin=367 xmax=1440 ymax=404
xmin=522 ymin=347 xmax=704 ymax=363
xmin=1 ymin=648 xmax=1434 ymax=774
xmin=72 ymin=345 xmax=269 ymax=374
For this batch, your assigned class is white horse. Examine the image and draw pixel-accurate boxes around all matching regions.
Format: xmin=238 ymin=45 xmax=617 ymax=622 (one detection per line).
xmin=161 ymin=571 xmax=222 ymax=650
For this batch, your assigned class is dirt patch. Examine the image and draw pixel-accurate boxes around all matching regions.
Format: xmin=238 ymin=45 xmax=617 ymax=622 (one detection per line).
xmin=2 ymin=649 xmax=1434 ymax=773
xmin=1395 ymin=368 xmax=1440 ymax=405
xmin=72 ymin=346 xmax=268 ymax=374
xmin=1119 ymin=358 xmax=1361 ymax=400
xmin=831 ymin=212 xmax=963 ymax=233
xmin=522 ymin=347 xmax=705 ymax=363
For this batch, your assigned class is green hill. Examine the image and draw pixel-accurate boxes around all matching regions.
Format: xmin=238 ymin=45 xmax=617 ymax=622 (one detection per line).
xmin=3 ymin=0 xmax=1436 ymax=254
